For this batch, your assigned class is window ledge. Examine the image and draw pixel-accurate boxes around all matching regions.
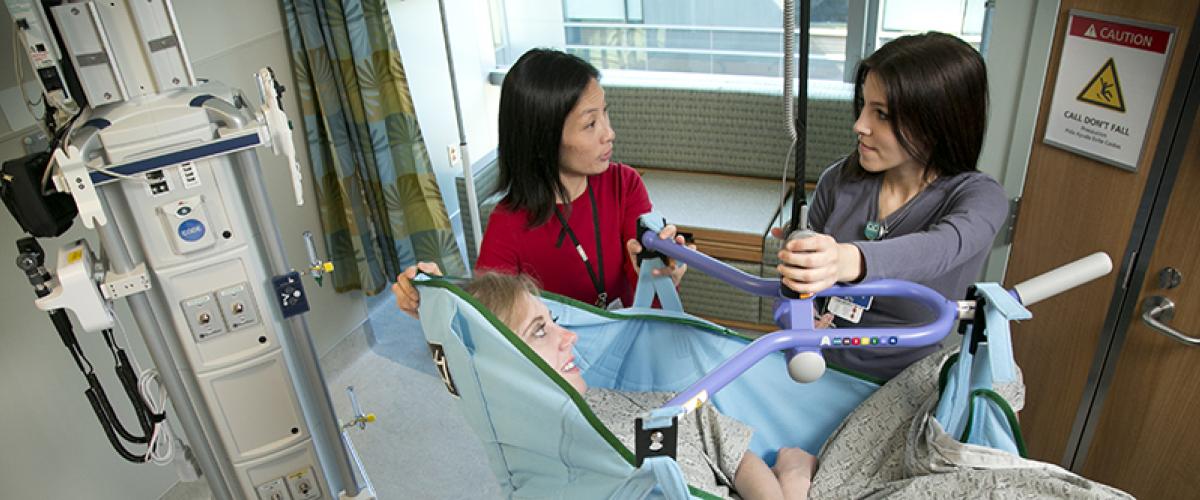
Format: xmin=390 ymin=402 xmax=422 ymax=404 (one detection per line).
xmin=487 ymin=68 xmax=853 ymax=98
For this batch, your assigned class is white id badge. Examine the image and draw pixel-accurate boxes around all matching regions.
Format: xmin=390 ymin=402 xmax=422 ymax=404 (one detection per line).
xmin=827 ymin=295 xmax=873 ymax=323
xmin=605 ymin=298 xmax=624 ymax=311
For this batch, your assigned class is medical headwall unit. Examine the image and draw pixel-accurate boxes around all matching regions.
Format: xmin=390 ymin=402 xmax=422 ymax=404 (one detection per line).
xmin=2 ymin=1 xmax=369 ymax=499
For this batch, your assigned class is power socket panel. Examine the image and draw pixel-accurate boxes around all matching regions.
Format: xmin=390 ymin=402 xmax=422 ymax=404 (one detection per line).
xmin=446 ymin=144 xmax=462 ymax=169
xmin=285 ymin=467 xmax=321 ymax=500
xmin=216 ymin=282 xmax=260 ymax=332
xmin=254 ymin=477 xmax=292 ymax=500
xmin=180 ymin=293 xmax=225 ymax=342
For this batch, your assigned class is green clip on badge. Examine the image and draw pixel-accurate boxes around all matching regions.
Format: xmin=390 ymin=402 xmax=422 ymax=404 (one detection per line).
xmin=864 ymin=221 xmax=884 ymax=241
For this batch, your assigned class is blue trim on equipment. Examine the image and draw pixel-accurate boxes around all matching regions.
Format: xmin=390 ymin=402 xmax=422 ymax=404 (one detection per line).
xmin=88 ymin=133 xmax=261 ymax=184
xmin=188 ymin=95 xmax=215 ymax=107
xmin=81 ymin=118 xmax=112 ymax=130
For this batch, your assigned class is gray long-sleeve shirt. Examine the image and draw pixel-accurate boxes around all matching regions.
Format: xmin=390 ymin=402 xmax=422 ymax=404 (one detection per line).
xmin=809 ymin=160 xmax=1008 ymax=379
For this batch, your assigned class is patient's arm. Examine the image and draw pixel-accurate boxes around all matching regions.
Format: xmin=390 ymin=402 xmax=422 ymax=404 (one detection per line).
xmin=734 ymin=451 xmax=785 ymax=500
xmin=732 ymin=447 xmax=816 ymax=500
xmin=773 ymin=448 xmax=816 ymax=499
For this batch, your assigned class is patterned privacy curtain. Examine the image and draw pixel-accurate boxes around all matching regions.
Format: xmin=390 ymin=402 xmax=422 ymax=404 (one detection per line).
xmin=282 ymin=0 xmax=465 ymax=293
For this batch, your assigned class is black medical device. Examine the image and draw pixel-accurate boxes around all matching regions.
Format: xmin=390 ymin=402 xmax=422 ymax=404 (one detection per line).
xmin=1 ymin=152 xmax=78 ymax=238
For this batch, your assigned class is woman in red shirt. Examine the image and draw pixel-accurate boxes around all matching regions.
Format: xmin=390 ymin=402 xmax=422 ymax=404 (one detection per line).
xmin=393 ymin=49 xmax=687 ymax=315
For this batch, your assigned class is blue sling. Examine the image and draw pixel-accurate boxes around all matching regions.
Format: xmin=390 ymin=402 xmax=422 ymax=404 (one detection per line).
xmin=415 ymin=278 xmax=879 ymax=498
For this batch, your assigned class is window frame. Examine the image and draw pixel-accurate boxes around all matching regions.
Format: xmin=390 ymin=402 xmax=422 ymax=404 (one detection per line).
xmin=560 ymin=0 xmax=643 ymax=24
xmin=489 ymin=0 xmax=991 ymax=85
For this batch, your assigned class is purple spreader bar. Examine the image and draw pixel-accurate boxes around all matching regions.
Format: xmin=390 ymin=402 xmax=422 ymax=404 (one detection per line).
xmin=640 ymin=231 xmax=779 ymax=297
xmin=639 ymin=229 xmax=958 ymax=412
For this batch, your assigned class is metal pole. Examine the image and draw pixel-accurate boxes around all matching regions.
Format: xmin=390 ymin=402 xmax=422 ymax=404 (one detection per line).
xmin=234 ymin=150 xmax=361 ymax=498
xmin=980 ymin=0 xmax=995 ymax=57
xmin=94 ymin=189 xmax=237 ymax=500
xmin=438 ymin=0 xmax=484 ymax=258
xmin=788 ymin=0 xmax=810 ymax=235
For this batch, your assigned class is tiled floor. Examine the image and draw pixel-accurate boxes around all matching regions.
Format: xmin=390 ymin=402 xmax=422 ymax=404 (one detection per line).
xmin=162 ymin=294 xmax=499 ymax=499
xmin=327 ymin=295 xmax=499 ymax=499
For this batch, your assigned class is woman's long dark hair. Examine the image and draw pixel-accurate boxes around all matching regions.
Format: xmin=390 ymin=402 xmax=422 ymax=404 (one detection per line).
xmin=843 ymin=32 xmax=989 ymax=181
xmin=498 ymin=49 xmax=600 ymax=227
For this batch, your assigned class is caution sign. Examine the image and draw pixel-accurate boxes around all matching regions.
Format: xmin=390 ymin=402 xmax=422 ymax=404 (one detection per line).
xmin=1077 ymin=58 xmax=1125 ymax=112
xmin=1044 ymin=11 xmax=1175 ymax=171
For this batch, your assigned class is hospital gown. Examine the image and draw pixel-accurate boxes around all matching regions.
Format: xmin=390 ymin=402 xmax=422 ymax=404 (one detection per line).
xmin=810 ymin=342 xmax=1132 ymax=499
xmin=584 ymin=388 xmax=753 ymax=497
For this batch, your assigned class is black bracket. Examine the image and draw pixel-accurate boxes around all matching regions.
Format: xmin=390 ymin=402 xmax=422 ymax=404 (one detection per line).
xmin=961 ymin=285 xmax=988 ymax=355
xmin=634 ymin=415 xmax=678 ymax=467
xmin=272 ymin=271 xmax=310 ymax=318
xmin=634 ymin=217 xmax=671 ymax=268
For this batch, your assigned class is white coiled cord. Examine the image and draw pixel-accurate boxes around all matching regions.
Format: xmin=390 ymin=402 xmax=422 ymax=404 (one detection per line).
xmin=114 ymin=315 xmax=174 ymax=465
xmin=138 ymin=368 xmax=175 ymax=465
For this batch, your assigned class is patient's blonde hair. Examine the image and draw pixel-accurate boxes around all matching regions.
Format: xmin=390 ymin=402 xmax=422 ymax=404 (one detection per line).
xmin=463 ymin=272 xmax=541 ymax=328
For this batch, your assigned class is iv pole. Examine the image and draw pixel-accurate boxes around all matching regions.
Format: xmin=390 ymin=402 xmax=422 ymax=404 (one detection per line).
xmin=437 ymin=0 xmax=484 ymax=259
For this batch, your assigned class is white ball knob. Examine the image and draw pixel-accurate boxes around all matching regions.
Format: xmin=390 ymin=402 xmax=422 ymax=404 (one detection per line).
xmin=788 ymin=351 xmax=826 ymax=383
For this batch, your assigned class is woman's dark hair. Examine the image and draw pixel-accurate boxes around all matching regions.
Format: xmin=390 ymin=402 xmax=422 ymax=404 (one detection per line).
xmin=844 ymin=32 xmax=988 ymax=180
xmin=498 ymin=48 xmax=600 ymax=227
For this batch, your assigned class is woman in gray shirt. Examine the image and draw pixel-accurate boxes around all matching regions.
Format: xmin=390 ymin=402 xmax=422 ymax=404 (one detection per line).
xmin=776 ymin=32 xmax=1009 ymax=379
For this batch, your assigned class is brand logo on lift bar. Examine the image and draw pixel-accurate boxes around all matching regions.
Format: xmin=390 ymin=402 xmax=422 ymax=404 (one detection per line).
xmin=177 ymin=219 xmax=206 ymax=242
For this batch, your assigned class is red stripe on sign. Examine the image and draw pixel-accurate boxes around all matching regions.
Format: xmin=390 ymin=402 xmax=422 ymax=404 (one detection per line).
xmin=1070 ymin=15 xmax=1171 ymax=53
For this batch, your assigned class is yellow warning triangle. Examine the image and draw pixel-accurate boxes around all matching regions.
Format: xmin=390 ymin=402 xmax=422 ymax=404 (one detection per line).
xmin=1077 ymin=58 xmax=1126 ymax=112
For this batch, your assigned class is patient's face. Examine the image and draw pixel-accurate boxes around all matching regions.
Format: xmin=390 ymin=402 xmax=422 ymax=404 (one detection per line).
xmin=510 ymin=292 xmax=588 ymax=394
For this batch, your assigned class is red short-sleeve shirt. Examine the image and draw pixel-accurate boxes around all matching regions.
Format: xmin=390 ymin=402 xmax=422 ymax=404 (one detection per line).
xmin=476 ymin=163 xmax=652 ymax=307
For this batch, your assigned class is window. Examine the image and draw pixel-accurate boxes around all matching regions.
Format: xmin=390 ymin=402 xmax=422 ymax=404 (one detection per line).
xmin=881 ymin=0 xmax=986 ymax=40
xmin=847 ymin=0 xmax=988 ymax=79
xmin=557 ymin=0 xmax=850 ymax=81
xmin=490 ymin=0 xmax=990 ymax=84
xmin=487 ymin=0 xmax=512 ymax=65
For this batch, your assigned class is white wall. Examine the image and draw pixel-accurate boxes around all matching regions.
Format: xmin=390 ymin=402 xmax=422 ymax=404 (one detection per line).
xmin=0 ymin=12 xmax=17 ymax=132
xmin=1 ymin=5 xmax=65 ymax=136
xmin=979 ymin=0 xmax=1060 ymax=281
xmin=0 ymin=1 xmax=369 ymax=498
xmin=499 ymin=0 xmax=565 ymax=63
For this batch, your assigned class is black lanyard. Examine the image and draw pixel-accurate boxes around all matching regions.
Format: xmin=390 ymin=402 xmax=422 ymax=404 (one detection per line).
xmin=554 ymin=183 xmax=606 ymax=307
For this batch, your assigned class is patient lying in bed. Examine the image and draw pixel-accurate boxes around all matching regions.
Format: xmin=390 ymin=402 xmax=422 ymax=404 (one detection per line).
xmin=463 ymin=271 xmax=815 ymax=500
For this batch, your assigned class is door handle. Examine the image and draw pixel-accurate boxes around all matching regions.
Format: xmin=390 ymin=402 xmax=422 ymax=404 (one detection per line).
xmin=1142 ymin=296 xmax=1200 ymax=346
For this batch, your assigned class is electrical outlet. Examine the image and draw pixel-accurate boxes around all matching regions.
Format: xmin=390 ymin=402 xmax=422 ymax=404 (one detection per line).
xmin=285 ymin=467 xmax=321 ymax=500
xmin=180 ymin=293 xmax=226 ymax=341
xmin=254 ymin=477 xmax=292 ymax=500
xmin=216 ymin=282 xmax=260 ymax=332
xmin=446 ymin=144 xmax=462 ymax=168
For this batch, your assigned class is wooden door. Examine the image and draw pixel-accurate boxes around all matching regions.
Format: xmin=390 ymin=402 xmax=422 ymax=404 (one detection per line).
xmin=1004 ymin=0 xmax=1198 ymax=466
xmin=1073 ymin=70 xmax=1200 ymax=499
